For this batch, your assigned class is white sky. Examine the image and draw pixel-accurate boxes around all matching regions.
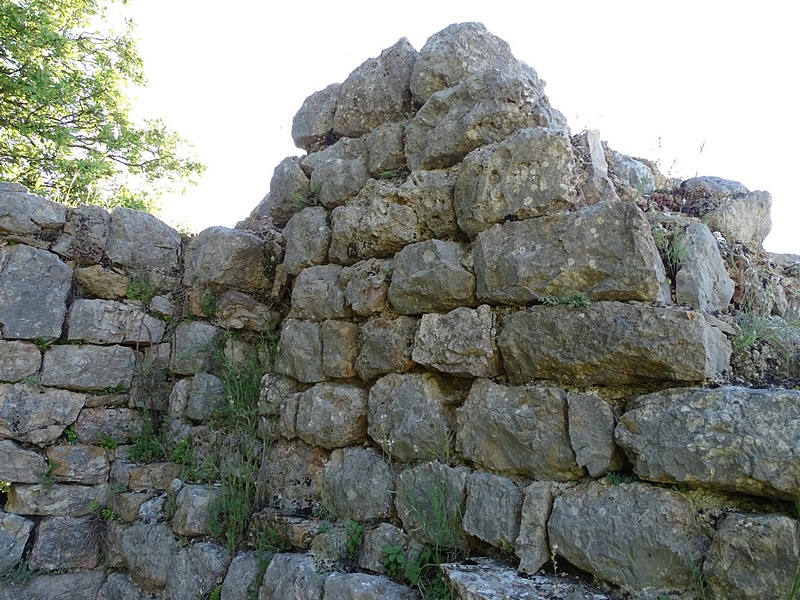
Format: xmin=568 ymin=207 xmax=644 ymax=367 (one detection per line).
xmin=128 ymin=0 xmax=798 ymax=254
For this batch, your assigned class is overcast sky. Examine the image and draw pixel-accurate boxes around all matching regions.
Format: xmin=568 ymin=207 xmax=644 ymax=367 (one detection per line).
xmin=128 ymin=0 xmax=798 ymax=254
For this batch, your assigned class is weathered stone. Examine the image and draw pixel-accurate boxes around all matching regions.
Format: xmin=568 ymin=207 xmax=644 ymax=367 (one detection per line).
xmin=250 ymin=509 xmax=322 ymax=551
xmin=705 ymin=190 xmax=772 ymax=249
xmin=215 ymin=289 xmax=281 ymax=332
xmin=0 ymin=569 xmax=106 ymax=600
xmin=278 ymin=393 xmax=299 ymax=440
xmin=341 ymin=259 xmax=393 ymax=316
xmin=257 ymin=440 xmax=328 ymax=514
xmin=405 ymin=69 xmax=561 ymax=171
xmin=172 ymin=485 xmax=222 ymax=536
xmin=356 ymin=316 xmax=417 ymax=381
xmin=322 ymin=320 xmax=359 ymax=379
xmin=704 ymin=513 xmax=800 ymax=600
xmin=0 ymin=383 xmax=85 ymax=445
xmin=293 ymin=383 xmax=368 ymax=449
xmin=548 ymin=482 xmax=709 ymax=592
xmin=310 ymin=153 xmax=369 ymax=210
xmin=567 ymin=392 xmax=624 ymax=477
xmin=358 ymin=523 xmax=418 ymax=576
xmin=0 ymin=509 xmax=33 ymax=572
xmin=0 ymin=244 xmax=72 ymax=340
xmin=167 ymin=378 xmax=191 ymax=419
xmin=128 ymin=462 xmax=181 ymax=491
xmin=498 ymin=303 xmax=731 ymax=385
xmin=184 ymin=226 xmax=272 ymax=292
xmin=274 ymin=319 xmax=323 ymax=384
xmin=324 ymin=447 xmax=394 ymax=521
xmin=4 ymin=483 xmax=107 ymax=516
xmin=572 ymin=129 xmax=618 ymax=205
xmin=120 ymin=522 xmax=180 ymax=591
xmin=259 ymin=552 xmax=327 ymax=600
xmin=0 ymin=186 xmax=66 ymax=236
xmin=51 ymin=205 xmax=109 ymax=264
xmin=463 ymin=472 xmax=522 ymax=550
xmin=291 ymin=265 xmax=351 ymax=321
xmin=106 ymin=207 xmax=181 ymax=273
xmin=412 ymin=305 xmax=501 ymax=378
xmin=323 ymin=572 xmax=419 ymax=600
xmin=672 ymin=221 xmax=736 ymax=311
xmin=455 ymin=127 xmax=577 ymax=238
xmin=607 ymin=149 xmax=656 ymax=197
xmin=46 ymin=444 xmax=109 ymax=484
xmin=41 ymin=344 xmax=136 ymax=390
xmin=0 ymin=340 xmax=41 ymax=382
xmin=263 ymin=156 xmax=311 ymax=227
xmin=368 ymin=373 xmax=461 ymax=461
xmin=97 ymin=572 xmax=161 ymax=600
xmin=616 ymin=386 xmax=800 ymax=500
xmin=283 ymin=206 xmax=331 ymax=275
xmin=138 ymin=492 xmax=167 ymax=523
xmin=456 ymin=379 xmax=582 ymax=481
xmin=395 ymin=461 xmax=469 ymax=550
xmin=388 ymin=240 xmax=476 ymax=315
xmin=74 ymin=264 xmax=129 ymax=299
xmin=473 ymin=201 xmax=668 ymax=305
xmin=184 ymin=372 xmax=225 ymax=423
xmin=395 ymin=169 xmax=459 ymax=239
xmin=170 ymin=321 xmax=223 ymax=375
xmin=0 ymin=439 xmax=46 ymax=483
xmin=221 ymin=551 xmax=262 ymax=600
xmin=259 ymin=372 xmax=298 ymax=417
xmin=28 ymin=516 xmax=98 ymax=571
xmin=515 ymin=481 xmax=554 ymax=575
xmin=75 ymin=408 xmax=143 ymax=445
xmin=292 ymin=83 xmax=341 ymax=152
xmin=365 ymin=122 xmax=406 ymax=177
xmin=109 ymin=492 xmax=155 ymax=523
xmin=333 ymin=38 xmax=416 ymax=138
xmin=681 ymin=176 xmax=749 ymax=201
xmin=164 ymin=542 xmax=230 ymax=600
xmin=67 ymin=299 xmax=165 ymax=345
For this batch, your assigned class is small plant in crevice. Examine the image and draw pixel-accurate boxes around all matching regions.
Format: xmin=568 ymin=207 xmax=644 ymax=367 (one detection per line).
xmin=539 ymin=292 xmax=592 ymax=308
xmin=653 ymin=225 xmax=689 ymax=288
xmin=201 ymin=291 xmax=219 ymax=318
xmin=126 ymin=273 xmax=159 ymax=306
xmin=39 ymin=460 xmax=59 ymax=487
xmin=605 ymin=472 xmax=639 ymax=485
xmin=291 ymin=181 xmax=323 ymax=212
xmin=345 ymin=521 xmax=364 ymax=557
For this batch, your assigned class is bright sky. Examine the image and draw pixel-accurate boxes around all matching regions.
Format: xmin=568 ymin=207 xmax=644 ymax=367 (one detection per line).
xmin=129 ymin=1 xmax=798 ymax=254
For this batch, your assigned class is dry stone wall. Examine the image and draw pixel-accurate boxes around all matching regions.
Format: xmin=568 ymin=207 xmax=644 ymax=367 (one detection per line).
xmin=2 ymin=22 xmax=800 ymax=600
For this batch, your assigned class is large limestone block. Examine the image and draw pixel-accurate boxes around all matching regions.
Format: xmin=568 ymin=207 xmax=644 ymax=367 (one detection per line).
xmin=323 ymin=572 xmax=420 ymax=600
xmin=368 ymin=373 xmax=461 ymax=462
xmin=473 ymin=201 xmax=668 ymax=305
xmin=28 ymin=516 xmax=99 ymax=571
xmin=97 ymin=572 xmax=161 ymax=600
xmin=674 ymin=222 xmax=735 ymax=312
xmin=165 ymin=543 xmax=230 ymax=600
xmin=412 ymin=305 xmax=501 ymax=378
xmin=462 ymin=472 xmax=522 ymax=550
xmin=120 ymin=522 xmax=180 ymax=591
xmin=321 ymin=320 xmax=359 ymax=379
xmin=170 ymin=321 xmax=223 ymax=375
xmin=680 ymin=176 xmax=749 ymax=201
xmin=283 ymin=206 xmax=331 ymax=275
xmin=4 ymin=483 xmax=107 ymax=516
xmin=46 ymin=444 xmax=109 ymax=484
xmin=567 ymin=392 xmax=624 ymax=477
xmin=290 ymin=265 xmax=351 ymax=321
xmin=261 ymin=156 xmax=311 ymax=228
xmin=0 ymin=509 xmax=33 ymax=572
xmin=0 ymin=185 xmax=66 ymax=236
xmin=616 ymin=386 xmax=800 ymax=500
xmin=387 ymin=240 xmax=476 ymax=315
xmin=0 ymin=340 xmax=40 ymax=383
xmin=0 ymin=383 xmax=85 ymax=445
xmin=393 ymin=169 xmax=459 ymax=239
xmin=274 ymin=319 xmax=323 ymax=384
xmin=498 ymin=303 xmax=731 ymax=385
xmin=364 ymin=122 xmax=406 ymax=177
xmin=455 ymin=127 xmax=577 ymax=239
xmin=51 ymin=204 xmax=109 ymax=264
xmin=221 ymin=552 xmax=261 ymax=600
xmin=548 ymin=482 xmax=709 ymax=592
xmin=183 ymin=226 xmax=272 ymax=293
xmin=214 ymin=290 xmax=281 ymax=332
xmin=0 ymin=244 xmax=72 ymax=340
xmin=0 ymin=568 xmax=105 ymax=600
xmin=706 ymin=190 xmax=772 ymax=249
xmin=704 ymin=513 xmax=800 ymax=600
xmin=259 ymin=552 xmax=327 ymax=600
xmin=323 ymin=447 xmax=394 ymax=521
xmin=41 ymin=344 xmax=136 ymax=390
xmin=294 ymin=383 xmax=368 ymax=449
xmin=341 ymin=259 xmax=393 ymax=316
xmin=74 ymin=264 xmax=129 ymax=299
xmin=67 ymin=299 xmax=165 ymax=345
xmin=333 ymin=37 xmax=417 ymax=139
xmin=456 ymin=379 xmax=582 ymax=481
xmin=355 ymin=316 xmax=417 ymax=381
xmin=0 ymin=439 xmax=47 ymax=483
xmin=106 ymin=207 xmax=181 ymax=273
xmin=257 ymin=440 xmax=328 ymax=515
xmin=292 ymin=83 xmax=341 ymax=153
xmin=75 ymin=408 xmax=144 ymax=445
xmin=515 ymin=481 xmax=554 ymax=575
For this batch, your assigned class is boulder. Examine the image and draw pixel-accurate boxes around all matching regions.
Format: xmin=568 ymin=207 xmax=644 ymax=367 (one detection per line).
xmin=97 ymin=572 xmax=161 ymax=600
xmin=0 ymin=185 xmax=66 ymax=236
xmin=572 ymin=129 xmax=618 ymax=204
xmin=322 ymin=572 xmax=419 ymax=600
xmin=283 ymin=206 xmax=331 ymax=275
xmin=106 ymin=207 xmax=181 ymax=274
xmin=294 ymin=383 xmax=368 ymax=449
xmin=74 ymin=407 xmax=144 ymax=445
xmin=0 ymin=340 xmax=41 ymax=382
xmin=674 ymin=221 xmax=735 ymax=312
xmin=184 ymin=373 xmax=225 ymax=423
xmin=172 ymin=485 xmax=221 ymax=536
xmin=0 ymin=510 xmax=33 ymax=572
xmin=321 ymin=320 xmax=359 ymax=379
xmin=66 ymin=299 xmax=165 ymax=345
xmin=341 ymin=258 xmax=393 ymax=316
xmin=41 ymin=344 xmax=136 ymax=391
xmin=462 ymin=472 xmax=522 ymax=550
xmin=257 ymin=440 xmax=328 ymax=514
xmin=221 ymin=551 xmax=262 ymax=600
xmin=46 ymin=444 xmax=109 ymax=484
xmin=364 ymin=123 xmax=406 ymax=177
xmin=706 ymin=190 xmax=772 ymax=249
xmin=615 ymin=386 xmax=800 ymax=500
xmin=74 ymin=264 xmax=129 ymax=299
xmin=607 ymin=149 xmax=656 ymax=197
xmin=355 ymin=316 xmax=417 ymax=381
xmin=514 ymin=481 xmax=554 ymax=575
xmin=4 ymin=483 xmax=107 ymax=516
xmin=308 ymin=149 xmax=369 ymax=210
xmin=0 ymin=439 xmax=47 ymax=483
xmin=274 ymin=319 xmax=323 ymax=384
xmin=51 ymin=204 xmax=109 ymax=264
xmin=120 ymin=522 xmax=180 ymax=591
xmin=290 ymin=265 xmax=351 ymax=321
xmin=28 ymin=516 xmax=99 ymax=571
xmin=164 ymin=542 xmax=230 ymax=600
xmin=262 ymin=155 xmax=311 ymax=228
xmin=0 ymin=569 xmax=105 ymax=600
xmin=0 ymin=383 xmax=85 ymax=445
xmin=681 ymin=176 xmax=749 ymax=201
xmin=567 ymin=392 xmax=624 ymax=477
xmin=323 ymin=447 xmax=394 ymax=521
xmin=393 ymin=169 xmax=459 ymax=239
xmin=259 ymin=552 xmax=327 ymax=600
xmin=291 ymin=83 xmax=340 ymax=152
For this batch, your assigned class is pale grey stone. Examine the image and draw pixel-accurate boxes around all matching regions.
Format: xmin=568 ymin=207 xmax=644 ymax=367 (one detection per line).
xmin=165 ymin=542 xmax=230 ymax=600
xmin=274 ymin=319 xmax=323 ymax=384
xmin=333 ymin=38 xmax=417 ymax=138
xmin=310 ymin=153 xmax=369 ymax=210
xmin=0 ymin=439 xmax=46 ymax=483
xmin=681 ymin=176 xmax=749 ymax=202
xmin=394 ymin=169 xmax=459 ymax=239
xmin=97 ymin=572 xmax=161 ymax=600
xmin=67 ymin=299 xmax=165 ymax=345
xmin=706 ymin=190 xmax=772 ymax=249
xmin=0 ymin=509 xmax=33 ymax=572
xmin=0 ymin=383 xmax=85 ymax=445
xmin=106 ymin=207 xmax=181 ymax=273
xmin=498 ymin=303 xmax=731 ymax=385
xmin=221 ymin=551 xmax=262 ymax=600
xmin=572 ymin=129 xmax=618 ymax=205
xmin=185 ymin=372 xmax=225 ymax=423
xmin=412 ymin=305 xmax=501 ymax=378
xmin=278 ymin=392 xmax=299 ymax=440
xmin=358 ymin=523 xmax=417 ymax=576
xmin=172 ymin=485 xmax=221 ymax=536
xmin=0 ymin=568 xmax=105 ymax=600
xmin=368 ymin=373 xmax=461 ymax=462
xmin=120 ymin=522 xmax=180 ymax=591
xmin=74 ymin=264 xmax=129 ymax=299
xmin=675 ymin=222 xmax=736 ymax=312
xmin=548 ymin=482 xmax=709 ymax=593
xmin=290 ymin=265 xmax=351 ymax=321
xmin=323 ymin=572 xmax=419 ymax=600
xmin=41 ymin=344 xmax=136 ymax=390
xmin=183 ymin=226 xmax=272 ymax=292
xmin=365 ymin=122 xmax=406 ymax=176
xmin=607 ymin=149 xmax=656 ymax=195
xmin=258 ymin=372 xmax=298 ymax=417
xmin=0 ymin=244 xmax=72 ymax=340
xmin=456 ymin=379 xmax=582 ymax=481
xmin=324 ymin=447 xmax=394 ymax=521
xmin=321 ymin=320 xmax=359 ymax=379
xmin=28 ymin=516 xmax=99 ymax=571
xmin=170 ymin=321 xmax=223 ymax=376
xmin=616 ymin=386 xmax=800 ymax=500
xmin=301 ymin=135 xmax=366 ymax=172
xmin=51 ymin=204 xmax=109 ymax=264
xmin=388 ymin=240 xmax=476 ymax=315
xmin=294 ymin=383 xmax=368 ymax=449
xmin=567 ymin=392 xmax=624 ymax=477
xmin=463 ymin=472 xmax=522 ymax=550
xmin=168 ymin=377 xmax=191 ymax=419
xmin=283 ymin=206 xmax=331 ymax=275
xmin=259 ymin=553 xmax=326 ymax=600
xmin=257 ymin=440 xmax=328 ymax=514
xmin=455 ymin=127 xmax=577 ymax=239
xmin=0 ymin=186 xmax=66 ymax=235
xmin=515 ymin=481 xmax=554 ymax=575
xmin=46 ymin=444 xmax=109 ymax=484
xmin=215 ymin=290 xmax=281 ymax=332
xmin=0 ymin=340 xmax=40 ymax=382
xmin=292 ymin=84 xmax=341 ymax=152
xmin=473 ymin=201 xmax=668 ymax=305
xmin=395 ymin=461 xmax=469 ymax=550
xmin=75 ymin=408 xmax=144 ymax=445
xmin=4 ymin=483 xmax=107 ymax=516
xmin=341 ymin=259 xmax=393 ymax=316
xmin=263 ymin=155 xmax=311 ymax=227
xmin=138 ymin=493 xmax=166 ymax=523
xmin=356 ymin=316 xmax=417 ymax=381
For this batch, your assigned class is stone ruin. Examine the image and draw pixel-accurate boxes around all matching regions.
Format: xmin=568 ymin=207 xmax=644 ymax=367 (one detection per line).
xmin=1 ymin=21 xmax=799 ymax=600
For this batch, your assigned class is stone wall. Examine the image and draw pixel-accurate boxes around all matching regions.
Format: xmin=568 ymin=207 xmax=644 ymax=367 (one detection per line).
xmin=2 ymin=22 xmax=800 ymax=600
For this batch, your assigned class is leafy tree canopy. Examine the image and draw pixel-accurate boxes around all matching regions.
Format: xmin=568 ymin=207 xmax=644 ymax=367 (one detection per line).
xmin=0 ymin=0 xmax=204 ymax=212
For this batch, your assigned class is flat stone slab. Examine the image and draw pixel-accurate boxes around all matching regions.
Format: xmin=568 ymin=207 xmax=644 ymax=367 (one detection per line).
xmin=0 ymin=383 xmax=85 ymax=445
xmin=41 ymin=344 xmax=136 ymax=391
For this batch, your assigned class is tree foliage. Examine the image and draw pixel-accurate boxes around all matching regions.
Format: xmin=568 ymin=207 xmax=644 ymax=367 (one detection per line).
xmin=0 ymin=0 xmax=204 ymax=211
